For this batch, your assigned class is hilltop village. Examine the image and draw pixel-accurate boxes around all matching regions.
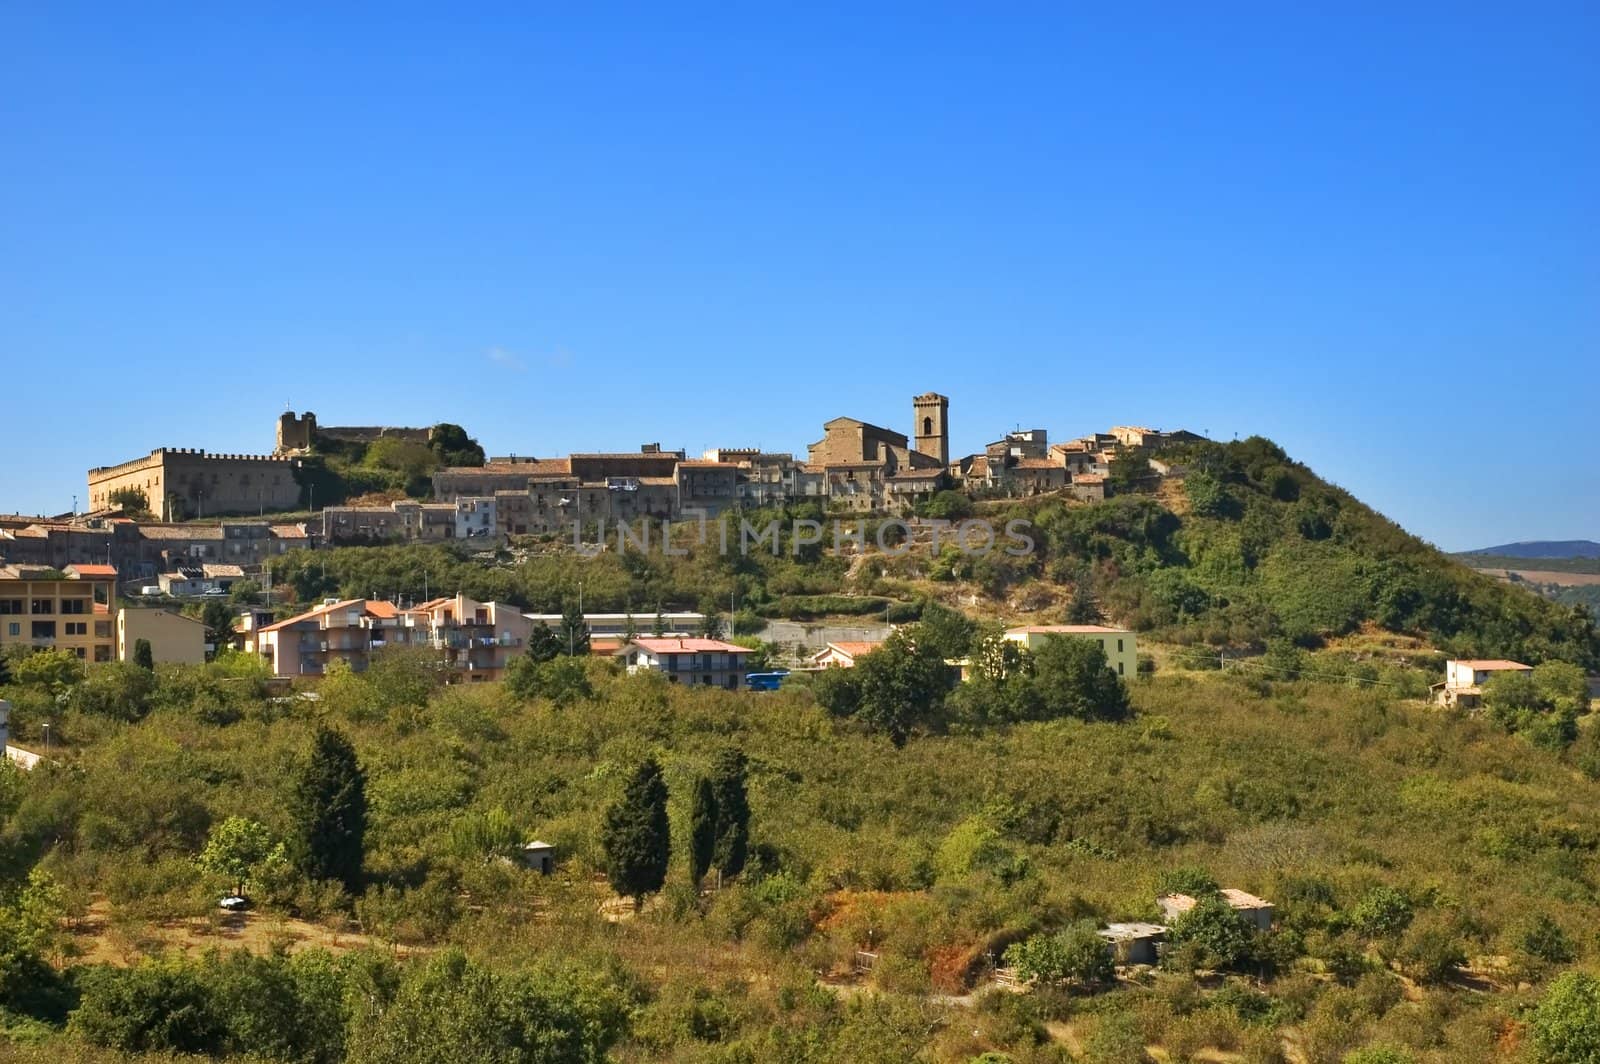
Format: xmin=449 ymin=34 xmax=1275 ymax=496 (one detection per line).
xmin=38 ymin=394 xmax=1203 ymax=553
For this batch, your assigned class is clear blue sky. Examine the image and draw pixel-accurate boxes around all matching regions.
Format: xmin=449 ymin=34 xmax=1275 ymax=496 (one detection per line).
xmin=2 ymin=4 xmax=1595 ymax=551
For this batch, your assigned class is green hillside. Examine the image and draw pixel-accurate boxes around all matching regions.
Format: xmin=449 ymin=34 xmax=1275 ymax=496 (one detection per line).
xmin=2 ymin=652 xmax=1599 ymax=1062
xmin=269 ymin=436 xmax=1599 ymax=670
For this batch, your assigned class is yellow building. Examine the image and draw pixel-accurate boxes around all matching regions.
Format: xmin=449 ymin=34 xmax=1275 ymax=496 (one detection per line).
xmin=0 ymin=563 xmax=118 ymax=663
xmin=117 ymin=607 xmax=207 ymax=665
xmin=1002 ymin=624 xmax=1138 ymax=679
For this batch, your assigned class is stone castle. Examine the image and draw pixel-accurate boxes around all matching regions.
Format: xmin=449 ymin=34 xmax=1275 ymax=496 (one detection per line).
xmin=274 ymin=411 xmax=433 ymax=454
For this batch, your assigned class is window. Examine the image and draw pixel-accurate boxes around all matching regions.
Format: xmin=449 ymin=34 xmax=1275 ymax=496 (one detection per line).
xmin=32 ymin=621 xmax=56 ymax=638
xmin=0 ymin=599 xmax=21 ymax=614
xmin=1118 ymin=661 xmax=1125 ymax=675
xmin=65 ymin=622 xmax=87 ymax=636
xmin=6 ymin=623 xmax=17 ymax=636
xmin=59 ymin=598 xmax=88 ymax=615
xmin=31 ymin=599 xmax=53 ymax=615
xmin=95 ymin=622 xmax=111 ymax=638
xmin=74 ymin=647 xmax=86 ymax=659
xmin=1117 ymin=639 xmax=1124 ymax=653
xmin=94 ymin=645 xmax=112 ymax=662
xmin=703 ymin=675 xmax=713 ymax=686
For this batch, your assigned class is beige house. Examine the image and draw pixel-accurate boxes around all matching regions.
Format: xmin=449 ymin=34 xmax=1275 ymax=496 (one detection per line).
xmin=1003 ymin=624 xmax=1137 ymax=679
xmin=808 ymin=641 xmax=883 ymax=668
xmin=617 ymin=637 xmax=753 ymax=689
xmin=118 ymin=607 xmax=207 ymax=665
xmin=1433 ymin=658 xmax=1533 ymax=708
xmin=255 ymin=594 xmax=530 ymax=682
xmin=0 ymin=563 xmax=117 ymax=663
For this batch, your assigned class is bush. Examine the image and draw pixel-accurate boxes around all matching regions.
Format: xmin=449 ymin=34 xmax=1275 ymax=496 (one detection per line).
xmin=1004 ymin=922 xmax=1113 ymax=988
xmin=1530 ymin=971 xmax=1600 ymax=1064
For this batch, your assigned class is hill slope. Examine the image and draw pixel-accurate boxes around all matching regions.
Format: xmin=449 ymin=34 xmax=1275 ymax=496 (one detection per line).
xmin=1465 ymin=539 xmax=1600 ymax=559
xmin=271 ymin=437 xmax=1600 ymax=670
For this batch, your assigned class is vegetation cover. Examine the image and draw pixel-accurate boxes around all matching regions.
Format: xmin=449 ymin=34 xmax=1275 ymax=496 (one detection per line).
xmin=3 ymin=437 xmax=1598 ymax=1061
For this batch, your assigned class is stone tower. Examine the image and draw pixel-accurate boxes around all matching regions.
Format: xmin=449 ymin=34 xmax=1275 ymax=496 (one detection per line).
xmin=912 ymin=392 xmax=949 ymax=466
xmin=275 ymin=411 xmax=317 ymax=453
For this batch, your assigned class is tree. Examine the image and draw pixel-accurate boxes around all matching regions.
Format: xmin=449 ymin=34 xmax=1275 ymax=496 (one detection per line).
xmin=11 ymin=647 xmax=83 ymax=693
xmin=291 ymin=727 xmax=367 ymax=893
xmin=70 ymin=957 xmax=226 ymax=1055
xmin=1531 ymin=971 xmax=1600 ymax=1064
xmin=1065 ymin=569 xmax=1102 ymax=624
xmin=1520 ymin=913 xmax=1576 ymax=965
xmin=427 ymin=423 xmax=486 ymax=467
xmin=709 ymin=748 xmax=750 ymax=881
xmin=1533 ymin=660 xmax=1590 ymax=714
xmin=811 ymin=666 xmax=862 ymax=718
xmin=622 ymin=612 xmax=640 ymax=642
xmin=698 ymin=612 xmax=726 ymax=640
xmin=69 ymin=662 xmax=156 ymax=721
xmin=919 ymin=490 xmax=974 ymax=521
xmin=688 ymin=776 xmax=717 ymax=889
xmin=1004 ymin=922 xmax=1113 ymax=987
xmin=345 ymin=950 xmax=628 ymax=1064
xmin=197 ymin=816 xmax=287 ymax=897
xmin=600 ymin=758 xmax=670 ymax=907
xmin=524 ymin=623 xmax=562 ymax=665
xmin=1028 ymin=636 xmax=1129 ymax=722
xmin=1109 ymin=447 xmax=1151 ymax=491
xmin=504 ymin=656 xmax=592 ymax=706
xmin=557 ymin=600 xmax=590 ymax=657
xmin=201 ymin=600 xmax=235 ymax=653
xmin=1349 ymin=885 xmax=1413 ymax=940
xmin=109 ymin=485 xmax=154 ymax=518
xmin=651 ymin=607 xmax=668 ymax=637
xmin=132 ymin=638 xmax=155 ymax=671
xmin=853 ymin=630 xmax=951 ymax=746
xmin=916 ymin=603 xmax=977 ymax=659
xmin=1168 ymin=896 xmax=1256 ymax=972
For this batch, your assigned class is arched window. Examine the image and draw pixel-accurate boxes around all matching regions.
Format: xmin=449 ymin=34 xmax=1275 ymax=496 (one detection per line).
xmin=922 ymin=416 xmax=933 ymax=436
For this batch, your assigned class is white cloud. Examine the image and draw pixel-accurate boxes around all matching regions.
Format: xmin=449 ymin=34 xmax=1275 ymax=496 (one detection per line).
xmin=486 ymin=346 xmax=526 ymax=372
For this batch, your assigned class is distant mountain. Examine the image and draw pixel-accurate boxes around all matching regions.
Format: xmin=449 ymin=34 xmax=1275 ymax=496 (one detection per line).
xmin=1465 ymin=540 xmax=1600 ymax=559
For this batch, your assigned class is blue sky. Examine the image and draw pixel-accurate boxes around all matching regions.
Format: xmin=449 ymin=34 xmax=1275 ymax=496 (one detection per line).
xmin=2 ymin=4 xmax=1595 ymax=551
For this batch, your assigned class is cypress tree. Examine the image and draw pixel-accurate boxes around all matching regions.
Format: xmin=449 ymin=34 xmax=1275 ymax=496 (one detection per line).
xmin=601 ymin=757 xmax=670 ymax=908
xmin=525 ymin=623 xmax=562 ymax=664
xmin=291 ymin=726 xmax=367 ymax=893
xmin=132 ymin=638 xmax=155 ymax=671
xmin=710 ymin=748 xmax=749 ymax=880
xmin=688 ymin=776 xmax=717 ymax=889
xmin=651 ymin=606 xmax=668 ymax=637
xmin=557 ymin=600 xmax=590 ymax=657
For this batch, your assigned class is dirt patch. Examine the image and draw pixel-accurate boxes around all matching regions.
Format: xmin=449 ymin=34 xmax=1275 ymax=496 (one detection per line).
xmin=66 ymin=898 xmax=408 ymax=966
xmin=1475 ymin=567 xmax=1600 ymax=587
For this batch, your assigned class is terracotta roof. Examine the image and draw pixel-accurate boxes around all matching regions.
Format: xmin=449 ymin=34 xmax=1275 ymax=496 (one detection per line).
xmin=815 ymin=640 xmax=883 ymax=660
xmin=623 ymin=638 xmax=753 ymax=654
xmin=202 ymin=563 xmax=246 ymax=578
xmin=1007 ymin=624 xmax=1129 ymax=635
xmin=1014 ymin=458 xmax=1063 ymax=470
xmin=65 ymin=563 xmax=118 ymax=577
xmin=136 ymin=525 xmax=226 ymax=540
xmin=1073 ymin=474 xmax=1105 ymax=484
xmin=1451 ymin=659 xmax=1531 ymax=671
xmin=259 ymin=599 xmax=364 ymax=632
xmin=364 ymin=600 xmax=400 ymax=619
xmin=677 ymin=460 xmax=739 ymax=469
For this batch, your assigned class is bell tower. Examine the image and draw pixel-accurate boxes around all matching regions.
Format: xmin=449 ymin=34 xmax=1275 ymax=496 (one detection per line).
xmin=912 ymin=392 xmax=949 ymax=466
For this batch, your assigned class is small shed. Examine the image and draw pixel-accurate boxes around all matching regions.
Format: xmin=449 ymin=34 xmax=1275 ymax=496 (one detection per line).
xmin=520 ymin=840 xmax=555 ymax=875
xmin=1098 ymin=922 xmax=1167 ymax=966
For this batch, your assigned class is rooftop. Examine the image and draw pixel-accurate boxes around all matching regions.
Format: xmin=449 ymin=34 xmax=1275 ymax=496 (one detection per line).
xmin=1449 ymin=659 xmax=1532 ymax=671
xmin=1007 ymin=624 xmax=1130 ymax=635
xmin=624 ymin=638 xmax=753 ymax=655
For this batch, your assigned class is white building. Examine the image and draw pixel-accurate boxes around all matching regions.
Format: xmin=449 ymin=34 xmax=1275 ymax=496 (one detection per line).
xmin=455 ymin=497 xmax=497 ymax=540
xmin=1434 ymin=658 xmax=1533 ymax=708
